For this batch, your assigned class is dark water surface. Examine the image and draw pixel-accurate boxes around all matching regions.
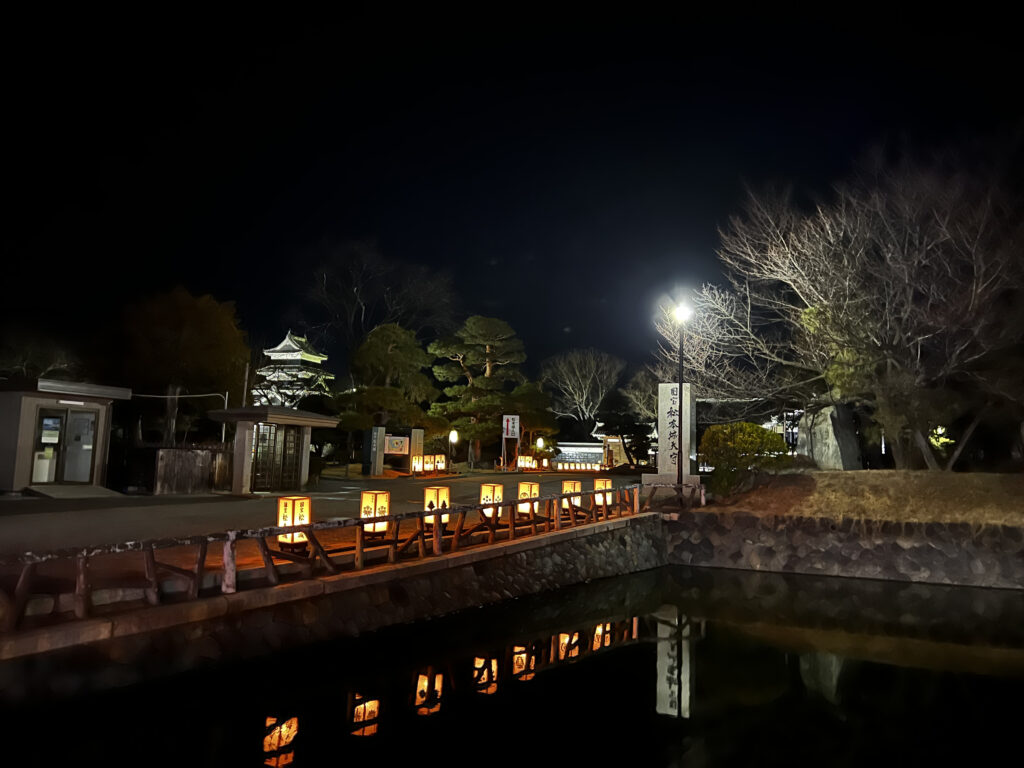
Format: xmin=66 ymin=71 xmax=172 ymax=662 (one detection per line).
xmin=6 ymin=566 xmax=1024 ymax=766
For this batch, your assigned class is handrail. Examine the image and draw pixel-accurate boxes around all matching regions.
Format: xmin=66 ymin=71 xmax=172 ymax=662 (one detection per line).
xmin=0 ymin=485 xmax=646 ymax=633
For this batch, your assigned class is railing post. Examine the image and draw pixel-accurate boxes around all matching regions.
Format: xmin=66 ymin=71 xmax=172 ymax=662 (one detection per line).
xmin=553 ymin=498 xmax=561 ymax=531
xmin=355 ymin=525 xmax=365 ymax=570
xmin=507 ymin=504 xmax=516 ymax=541
xmin=416 ymin=516 xmax=426 ymax=558
xmin=451 ymin=511 xmax=465 ymax=552
xmin=632 ymin=486 xmax=639 ymax=515
xmin=432 ymin=514 xmax=443 ymax=556
xmin=221 ymin=532 xmax=237 ymax=594
xmin=144 ymin=545 xmax=160 ymax=604
xmin=74 ymin=555 xmax=90 ymax=619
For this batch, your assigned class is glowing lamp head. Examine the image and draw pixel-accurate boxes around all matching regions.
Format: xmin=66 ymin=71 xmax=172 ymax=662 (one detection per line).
xmin=449 ymin=429 xmax=459 ymax=444
xmin=674 ymin=302 xmax=693 ymax=324
xmin=536 ymin=437 xmax=545 ymax=450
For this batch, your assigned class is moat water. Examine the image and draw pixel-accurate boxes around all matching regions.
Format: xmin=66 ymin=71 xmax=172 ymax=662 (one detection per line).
xmin=5 ymin=566 xmax=1024 ymax=766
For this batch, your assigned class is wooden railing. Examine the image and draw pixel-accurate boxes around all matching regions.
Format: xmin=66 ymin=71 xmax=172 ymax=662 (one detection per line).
xmin=0 ymin=485 xmax=642 ymax=634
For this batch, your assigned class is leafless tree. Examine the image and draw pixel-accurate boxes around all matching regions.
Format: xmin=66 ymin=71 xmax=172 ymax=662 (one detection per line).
xmin=541 ymin=348 xmax=626 ymax=428
xmin=663 ymin=152 xmax=1024 ymax=467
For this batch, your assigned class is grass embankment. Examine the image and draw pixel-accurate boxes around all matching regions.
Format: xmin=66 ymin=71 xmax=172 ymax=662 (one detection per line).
xmin=718 ymin=470 xmax=1024 ymax=526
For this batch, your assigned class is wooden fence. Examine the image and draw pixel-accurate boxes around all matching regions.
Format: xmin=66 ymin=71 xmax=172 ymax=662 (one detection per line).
xmin=0 ymin=485 xmax=643 ymax=634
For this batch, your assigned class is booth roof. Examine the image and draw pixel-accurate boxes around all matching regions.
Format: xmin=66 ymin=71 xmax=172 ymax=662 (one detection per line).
xmin=207 ymin=405 xmax=339 ymax=428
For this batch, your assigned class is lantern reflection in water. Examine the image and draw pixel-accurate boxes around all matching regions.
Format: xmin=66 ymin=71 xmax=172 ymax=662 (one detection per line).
xmin=517 ymin=481 xmax=539 ymax=516
xmin=592 ymin=622 xmax=613 ymax=651
xmin=414 ymin=671 xmax=444 ymax=715
xmin=412 ymin=455 xmax=423 ymax=473
xmin=263 ymin=716 xmax=299 ymax=763
xmin=472 ymin=656 xmax=499 ymax=695
xmin=360 ymin=490 xmax=390 ymax=535
xmin=594 ymin=478 xmax=613 ymax=507
xmin=480 ymin=483 xmax=503 ymax=518
xmin=424 ymin=486 xmax=450 ymax=527
xmin=511 ymin=645 xmax=537 ymax=681
xmin=557 ymin=631 xmax=580 ymax=660
xmin=561 ymin=480 xmax=581 ymax=510
xmin=276 ymin=496 xmax=310 ymax=554
xmin=350 ymin=693 xmax=380 ymax=737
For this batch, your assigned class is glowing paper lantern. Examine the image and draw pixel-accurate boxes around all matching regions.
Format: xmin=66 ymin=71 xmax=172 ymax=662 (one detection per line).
xmin=277 ymin=496 xmax=310 ymax=553
xmin=412 ymin=455 xmax=423 ymax=473
xmin=415 ymin=672 xmax=444 ymax=716
xmin=480 ymin=483 xmax=503 ymax=518
xmin=435 ymin=454 xmax=446 ymax=472
xmin=423 ymin=454 xmax=436 ymax=473
xmin=562 ymin=479 xmax=581 ymax=509
xmin=473 ymin=656 xmax=499 ymax=695
xmin=592 ymin=622 xmax=613 ymax=651
xmin=512 ymin=645 xmax=536 ymax=681
xmin=360 ymin=490 xmax=390 ymax=534
xmin=351 ymin=694 xmax=380 ymax=737
xmin=542 ymin=458 xmax=549 ymax=468
xmin=424 ymin=486 xmax=450 ymax=527
xmin=594 ymin=478 xmax=613 ymax=506
xmin=517 ymin=481 xmax=539 ymax=516
xmin=264 ymin=716 xmax=299 ymax=753
xmin=557 ymin=462 xmax=564 ymax=471
xmin=558 ymin=632 xmax=580 ymax=660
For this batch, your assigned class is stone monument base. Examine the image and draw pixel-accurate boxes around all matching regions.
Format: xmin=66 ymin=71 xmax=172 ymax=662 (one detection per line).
xmin=642 ymin=473 xmax=702 ymax=487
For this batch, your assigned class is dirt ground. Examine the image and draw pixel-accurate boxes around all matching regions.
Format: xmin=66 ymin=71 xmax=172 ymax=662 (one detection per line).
xmin=714 ymin=470 xmax=1024 ymax=526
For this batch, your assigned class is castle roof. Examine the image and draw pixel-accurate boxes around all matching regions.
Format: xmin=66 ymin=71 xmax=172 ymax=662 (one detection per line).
xmin=262 ymin=330 xmax=328 ymax=364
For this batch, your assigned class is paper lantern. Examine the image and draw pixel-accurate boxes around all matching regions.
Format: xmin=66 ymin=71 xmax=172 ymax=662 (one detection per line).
xmin=557 ymin=462 xmax=564 ymax=471
xmin=592 ymin=622 xmax=613 ymax=651
xmin=351 ymin=694 xmax=380 ymax=737
xmin=360 ymin=490 xmax=390 ymax=534
xmin=542 ymin=458 xmax=549 ymax=468
xmin=594 ymin=478 xmax=613 ymax=506
xmin=512 ymin=645 xmax=536 ymax=681
xmin=423 ymin=454 xmax=436 ymax=473
xmin=517 ymin=481 xmax=539 ymax=516
xmin=473 ymin=656 xmax=499 ymax=695
xmin=263 ymin=716 xmax=299 ymax=753
xmin=415 ymin=671 xmax=444 ymax=716
xmin=412 ymin=455 xmax=423 ymax=473
xmin=480 ymin=483 xmax=503 ymax=518
xmin=277 ymin=496 xmax=310 ymax=553
xmin=424 ymin=486 xmax=450 ymax=527
xmin=435 ymin=454 xmax=446 ymax=472
xmin=557 ymin=631 xmax=580 ymax=660
xmin=562 ymin=479 xmax=581 ymax=509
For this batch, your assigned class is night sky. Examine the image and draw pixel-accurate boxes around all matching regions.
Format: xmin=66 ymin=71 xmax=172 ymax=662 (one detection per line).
xmin=5 ymin=12 xmax=1020 ymax=375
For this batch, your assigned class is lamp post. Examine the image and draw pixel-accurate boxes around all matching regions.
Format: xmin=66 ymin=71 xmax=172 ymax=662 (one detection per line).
xmin=673 ymin=303 xmax=693 ymax=491
xmin=449 ymin=429 xmax=458 ymax=469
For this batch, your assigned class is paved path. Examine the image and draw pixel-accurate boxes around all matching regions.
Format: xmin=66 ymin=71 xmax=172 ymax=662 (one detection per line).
xmin=0 ymin=471 xmax=640 ymax=555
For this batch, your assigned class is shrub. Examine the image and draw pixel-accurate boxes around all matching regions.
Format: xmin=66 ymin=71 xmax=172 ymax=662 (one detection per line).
xmin=699 ymin=422 xmax=789 ymax=497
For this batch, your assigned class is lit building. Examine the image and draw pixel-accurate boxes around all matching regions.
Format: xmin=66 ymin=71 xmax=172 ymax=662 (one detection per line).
xmin=251 ymin=330 xmax=335 ymax=408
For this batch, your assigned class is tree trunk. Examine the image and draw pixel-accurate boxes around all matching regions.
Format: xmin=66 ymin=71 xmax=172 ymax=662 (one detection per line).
xmin=912 ymin=429 xmax=942 ymax=470
xmin=889 ymin=431 xmax=907 ymax=469
xmin=944 ymin=409 xmax=986 ymax=471
xmin=618 ymin=434 xmax=636 ymax=466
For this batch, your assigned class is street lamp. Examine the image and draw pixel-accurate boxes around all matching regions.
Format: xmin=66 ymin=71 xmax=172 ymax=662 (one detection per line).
xmin=449 ymin=429 xmax=458 ymax=468
xmin=674 ymin=302 xmax=692 ymax=491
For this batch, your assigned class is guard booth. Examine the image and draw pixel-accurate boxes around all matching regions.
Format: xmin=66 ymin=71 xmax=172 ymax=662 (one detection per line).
xmin=209 ymin=406 xmax=339 ymax=494
xmin=0 ymin=378 xmax=132 ymax=494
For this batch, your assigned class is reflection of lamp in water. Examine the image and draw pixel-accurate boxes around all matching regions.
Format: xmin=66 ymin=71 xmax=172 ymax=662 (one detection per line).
xmin=472 ymin=656 xmax=499 ymax=695
xmin=350 ymin=693 xmax=380 ymax=737
xmin=512 ymin=644 xmax=537 ymax=681
xmin=480 ymin=483 xmax=502 ymax=518
xmin=424 ymin=486 xmax=450 ymax=527
xmin=594 ymin=478 xmax=612 ymax=507
xmin=263 ymin=716 xmax=299 ymax=760
xmin=561 ymin=480 xmax=581 ymax=510
xmin=517 ymin=481 xmax=539 ymax=516
xmin=277 ymin=496 xmax=311 ymax=555
xmin=592 ymin=622 xmax=613 ymax=651
xmin=360 ymin=490 xmax=390 ymax=534
xmin=557 ymin=632 xmax=580 ymax=660
xmin=415 ymin=670 xmax=444 ymax=715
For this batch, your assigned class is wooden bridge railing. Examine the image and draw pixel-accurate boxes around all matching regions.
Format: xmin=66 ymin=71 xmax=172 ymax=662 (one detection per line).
xmin=0 ymin=485 xmax=643 ymax=634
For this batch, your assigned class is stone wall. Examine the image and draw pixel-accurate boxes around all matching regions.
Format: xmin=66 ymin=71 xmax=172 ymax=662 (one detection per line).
xmin=665 ymin=509 xmax=1024 ymax=590
xmin=0 ymin=514 xmax=664 ymax=701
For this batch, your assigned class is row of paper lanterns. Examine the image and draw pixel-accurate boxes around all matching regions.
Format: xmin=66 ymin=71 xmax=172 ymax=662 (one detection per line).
xmin=556 ymin=461 xmax=606 ymax=471
xmin=411 ymin=454 xmax=447 ymax=473
xmin=276 ymin=478 xmax=618 ymax=544
xmin=265 ymin=618 xmax=638 ymax=748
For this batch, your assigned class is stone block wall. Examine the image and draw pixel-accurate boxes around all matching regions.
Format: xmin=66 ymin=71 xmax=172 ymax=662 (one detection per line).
xmin=665 ymin=509 xmax=1024 ymax=590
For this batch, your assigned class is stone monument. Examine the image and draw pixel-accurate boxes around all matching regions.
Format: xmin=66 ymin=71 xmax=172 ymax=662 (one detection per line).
xmin=642 ymin=382 xmax=698 ymax=486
